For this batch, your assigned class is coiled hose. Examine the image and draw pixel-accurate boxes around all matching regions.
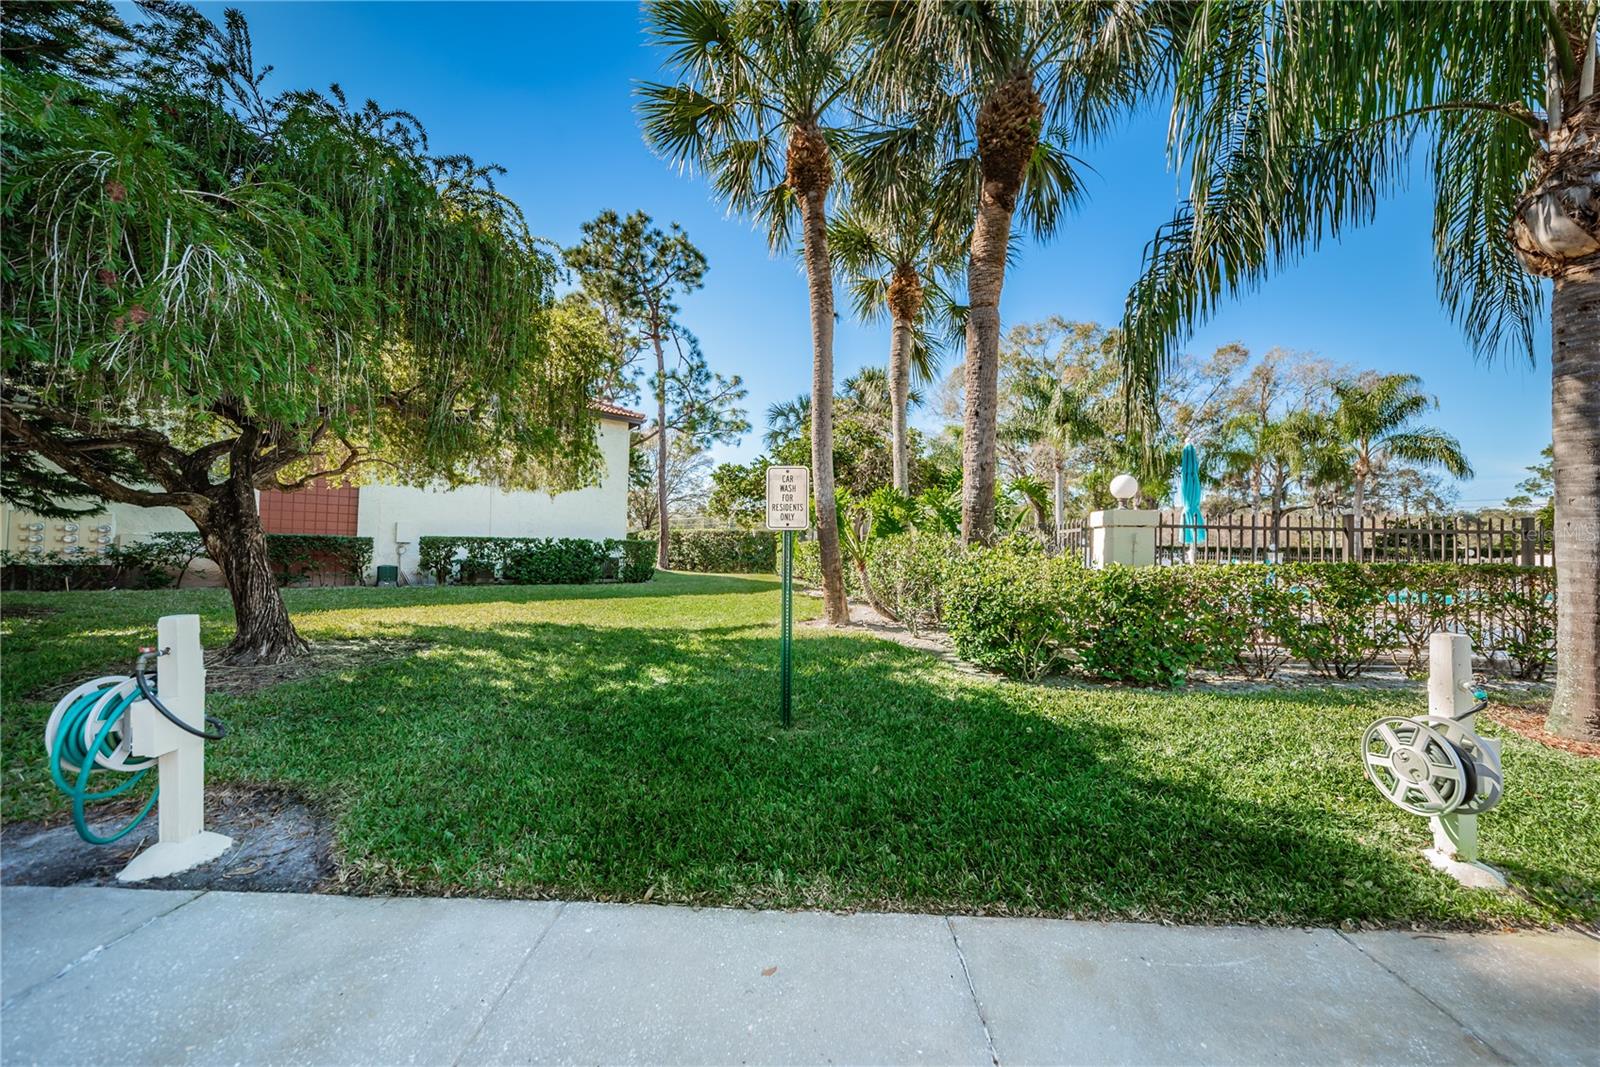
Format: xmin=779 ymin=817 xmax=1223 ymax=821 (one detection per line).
xmin=44 ymin=650 xmax=227 ymax=844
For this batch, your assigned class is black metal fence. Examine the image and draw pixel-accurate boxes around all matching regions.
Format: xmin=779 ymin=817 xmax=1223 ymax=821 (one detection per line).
xmin=1150 ymin=511 xmax=1553 ymax=568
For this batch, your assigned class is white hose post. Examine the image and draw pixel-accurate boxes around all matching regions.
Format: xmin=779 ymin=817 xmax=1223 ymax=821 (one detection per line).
xmin=1427 ymin=631 xmax=1474 ymax=718
xmin=1422 ymin=631 xmax=1505 ymax=888
xmin=116 ymin=614 xmax=232 ymax=882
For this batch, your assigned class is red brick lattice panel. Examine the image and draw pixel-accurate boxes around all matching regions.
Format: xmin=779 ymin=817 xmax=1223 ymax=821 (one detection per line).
xmin=258 ymin=479 xmax=359 ymax=536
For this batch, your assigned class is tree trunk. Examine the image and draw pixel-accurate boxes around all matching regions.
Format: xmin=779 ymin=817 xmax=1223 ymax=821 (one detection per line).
xmin=654 ymin=327 xmax=671 ymax=571
xmin=793 ymin=152 xmax=848 ymax=625
xmin=1052 ymin=459 xmax=1065 ymax=535
xmin=961 ymin=188 xmax=1013 ymax=545
xmin=889 ymin=311 xmax=913 ymax=493
xmin=1548 ymin=265 xmax=1600 ymax=740
xmin=194 ymin=476 xmax=308 ymax=666
xmin=1350 ymin=477 xmax=1364 ymax=563
xmin=961 ymin=74 xmax=1040 ymax=545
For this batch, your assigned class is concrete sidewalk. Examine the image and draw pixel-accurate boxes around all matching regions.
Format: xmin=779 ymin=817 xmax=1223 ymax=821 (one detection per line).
xmin=2 ymin=887 xmax=1595 ymax=1066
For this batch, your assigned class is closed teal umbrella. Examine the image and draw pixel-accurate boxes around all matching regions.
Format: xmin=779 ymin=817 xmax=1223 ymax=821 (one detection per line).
xmin=1181 ymin=443 xmax=1205 ymax=545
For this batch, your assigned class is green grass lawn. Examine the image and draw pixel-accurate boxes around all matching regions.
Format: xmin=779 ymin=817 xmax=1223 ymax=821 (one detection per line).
xmin=4 ymin=572 xmax=1596 ymax=927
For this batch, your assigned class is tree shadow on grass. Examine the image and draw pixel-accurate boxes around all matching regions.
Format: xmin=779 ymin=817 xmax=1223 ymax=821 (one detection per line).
xmin=207 ymin=616 xmax=1590 ymax=927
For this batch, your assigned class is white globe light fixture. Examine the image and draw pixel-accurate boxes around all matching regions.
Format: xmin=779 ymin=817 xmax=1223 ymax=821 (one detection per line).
xmin=1109 ymin=473 xmax=1140 ymax=505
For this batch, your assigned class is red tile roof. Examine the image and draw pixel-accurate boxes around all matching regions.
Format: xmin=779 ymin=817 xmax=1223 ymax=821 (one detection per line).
xmin=590 ymin=400 xmax=648 ymax=426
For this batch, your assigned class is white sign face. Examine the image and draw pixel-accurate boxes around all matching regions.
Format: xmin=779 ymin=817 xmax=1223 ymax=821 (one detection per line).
xmin=765 ymin=465 xmax=811 ymax=530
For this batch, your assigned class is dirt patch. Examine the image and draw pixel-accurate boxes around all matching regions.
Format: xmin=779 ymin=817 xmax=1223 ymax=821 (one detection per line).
xmin=30 ymin=637 xmax=429 ymax=701
xmin=0 ymin=784 xmax=335 ymax=892
xmin=2 ymin=603 xmax=61 ymax=619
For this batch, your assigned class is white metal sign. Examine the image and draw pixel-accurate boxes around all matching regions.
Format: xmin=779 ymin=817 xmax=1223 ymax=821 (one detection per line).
xmin=765 ymin=466 xmax=811 ymax=530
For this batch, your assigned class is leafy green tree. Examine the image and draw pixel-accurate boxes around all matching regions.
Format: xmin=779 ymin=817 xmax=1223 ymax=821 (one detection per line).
xmin=1114 ymin=3 xmax=1598 ymax=733
xmin=1511 ymin=444 xmax=1557 ymax=528
xmin=566 ymin=210 xmax=733 ymax=568
xmin=1 ymin=8 xmax=609 ymax=663
xmin=639 ymin=0 xmax=859 ymax=624
xmin=707 ymin=457 xmax=771 ymax=527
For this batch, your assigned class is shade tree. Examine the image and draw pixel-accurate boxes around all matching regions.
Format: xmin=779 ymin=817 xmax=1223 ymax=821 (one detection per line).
xmin=1 ymin=5 xmax=611 ymax=663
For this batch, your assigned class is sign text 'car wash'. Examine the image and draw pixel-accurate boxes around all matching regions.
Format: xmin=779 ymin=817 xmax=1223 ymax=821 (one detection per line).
xmin=765 ymin=466 xmax=810 ymax=530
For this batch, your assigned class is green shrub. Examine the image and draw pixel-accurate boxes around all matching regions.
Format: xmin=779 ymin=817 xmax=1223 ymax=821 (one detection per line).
xmin=265 ymin=534 xmax=373 ymax=585
xmin=789 ymin=537 xmax=860 ymax=595
xmin=864 ymin=529 xmax=964 ymax=635
xmin=2 ymin=532 xmax=371 ymax=589
xmin=632 ymin=530 xmax=776 ymax=573
xmin=618 ymin=539 xmax=656 ymax=583
xmin=945 ymin=544 xmax=1071 ymax=681
xmin=1459 ymin=566 xmax=1556 ymax=680
xmin=417 ymin=535 xmax=622 ymax=585
xmin=1378 ymin=564 xmax=1465 ymax=677
xmin=1060 ymin=566 xmax=1213 ymax=687
xmin=1269 ymin=564 xmax=1396 ymax=678
xmin=500 ymin=538 xmax=609 ymax=584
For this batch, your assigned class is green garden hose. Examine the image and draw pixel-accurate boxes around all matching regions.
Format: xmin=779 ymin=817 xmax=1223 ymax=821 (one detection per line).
xmin=45 ymin=678 xmax=158 ymax=844
xmin=44 ymin=651 xmax=227 ymax=844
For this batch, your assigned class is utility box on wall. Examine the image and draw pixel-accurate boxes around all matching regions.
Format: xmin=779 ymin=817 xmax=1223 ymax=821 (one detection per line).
xmin=3 ymin=505 xmax=116 ymax=559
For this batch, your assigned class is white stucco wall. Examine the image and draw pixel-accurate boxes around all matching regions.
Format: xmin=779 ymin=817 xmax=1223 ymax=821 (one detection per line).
xmin=356 ymin=417 xmax=633 ymax=579
xmin=5 ymin=417 xmax=632 ymax=582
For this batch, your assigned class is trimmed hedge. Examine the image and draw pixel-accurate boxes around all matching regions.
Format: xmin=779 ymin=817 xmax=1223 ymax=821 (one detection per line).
xmin=927 ymin=539 xmax=1558 ymax=687
xmin=634 ymin=530 xmax=777 ymax=573
xmin=1 ymin=532 xmax=372 ymax=589
xmin=416 ymin=535 xmax=653 ymax=585
xmin=263 ymin=534 xmax=373 ymax=586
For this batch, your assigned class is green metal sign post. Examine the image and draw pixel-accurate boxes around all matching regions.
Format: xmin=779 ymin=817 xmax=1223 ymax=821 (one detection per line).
xmin=780 ymin=529 xmax=794 ymax=727
xmin=766 ymin=465 xmax=809 ymax=729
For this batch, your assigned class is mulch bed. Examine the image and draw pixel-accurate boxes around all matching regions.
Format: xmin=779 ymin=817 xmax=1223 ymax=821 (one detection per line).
xmin=1487 ymin=702 xmax=1600 ymax=759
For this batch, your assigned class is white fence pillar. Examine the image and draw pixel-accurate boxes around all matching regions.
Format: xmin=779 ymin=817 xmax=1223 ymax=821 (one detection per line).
xmin=1087 ymin=508 xmax=1158 ymax=568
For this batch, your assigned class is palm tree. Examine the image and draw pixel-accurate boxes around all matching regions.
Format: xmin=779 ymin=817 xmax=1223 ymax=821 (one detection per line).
xmin=1328 ymin=375 xmax=1473 ymax=559
xmin=638 ymin=0 xmax=857 ymax=624
xmin=764 ymin=394 xmax=811 ymax=451
xmin=1213 ymin=410 xmax=1322 ymax=551
xmin=1011 ymin=370 xmax=1104 ymax=532
xmin=863 ymin=2 xmax=1160 ymax=545
xmin=1116 ymin=4 xmax=1599 ymax=739
xmin=829 ymin=156 xmax=965 ymax=492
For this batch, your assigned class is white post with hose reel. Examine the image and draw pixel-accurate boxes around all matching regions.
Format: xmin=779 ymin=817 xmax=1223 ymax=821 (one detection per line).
xmin=1360 ymin=632 xmax=1506 ymax=890
xmin=43 ymin=613 xmax=232 ymax=882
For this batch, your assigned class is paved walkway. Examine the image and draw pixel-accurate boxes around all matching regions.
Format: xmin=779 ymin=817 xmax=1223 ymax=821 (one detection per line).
xmin=2 ymin=887 xmax=1596 ymax=1066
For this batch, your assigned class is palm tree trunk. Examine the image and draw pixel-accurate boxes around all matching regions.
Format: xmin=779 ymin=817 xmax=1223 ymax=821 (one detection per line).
xmin=961 ymin=189 xmax=1013 ymax=545
xmin=1548 ymin=265 xmax=1600 ymax=741
xmin=1350 ymin=477 xmax=1364 ymax=563
xmin=797 ymin=184 xmax=848 ymax=625
xmin=889 ymin=312 xmax=913 ymax=493
xmin=962 ymin=74 xmax=1040 ymax=546
xmin=653 ymin=328 xmax=670 ymax=571
xmin=1052 ymin=459 xmax=1065 ymax=534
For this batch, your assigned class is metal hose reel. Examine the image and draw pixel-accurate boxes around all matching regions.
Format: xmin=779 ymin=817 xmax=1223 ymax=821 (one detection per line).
xmin=1361 ymin=701 xmax=1502 ymax=818
xmin=42 ymin=614 xmax=234 ymax=881
xmin=1362 ymin=717 xmax=1474 ymax=817
xmin=1360 ymin=632 xmax=1507 ymax=889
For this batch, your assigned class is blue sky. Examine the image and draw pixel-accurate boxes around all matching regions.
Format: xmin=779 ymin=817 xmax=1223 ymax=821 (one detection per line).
xmin=198 ymin=1 xmax=1550 ymax=505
